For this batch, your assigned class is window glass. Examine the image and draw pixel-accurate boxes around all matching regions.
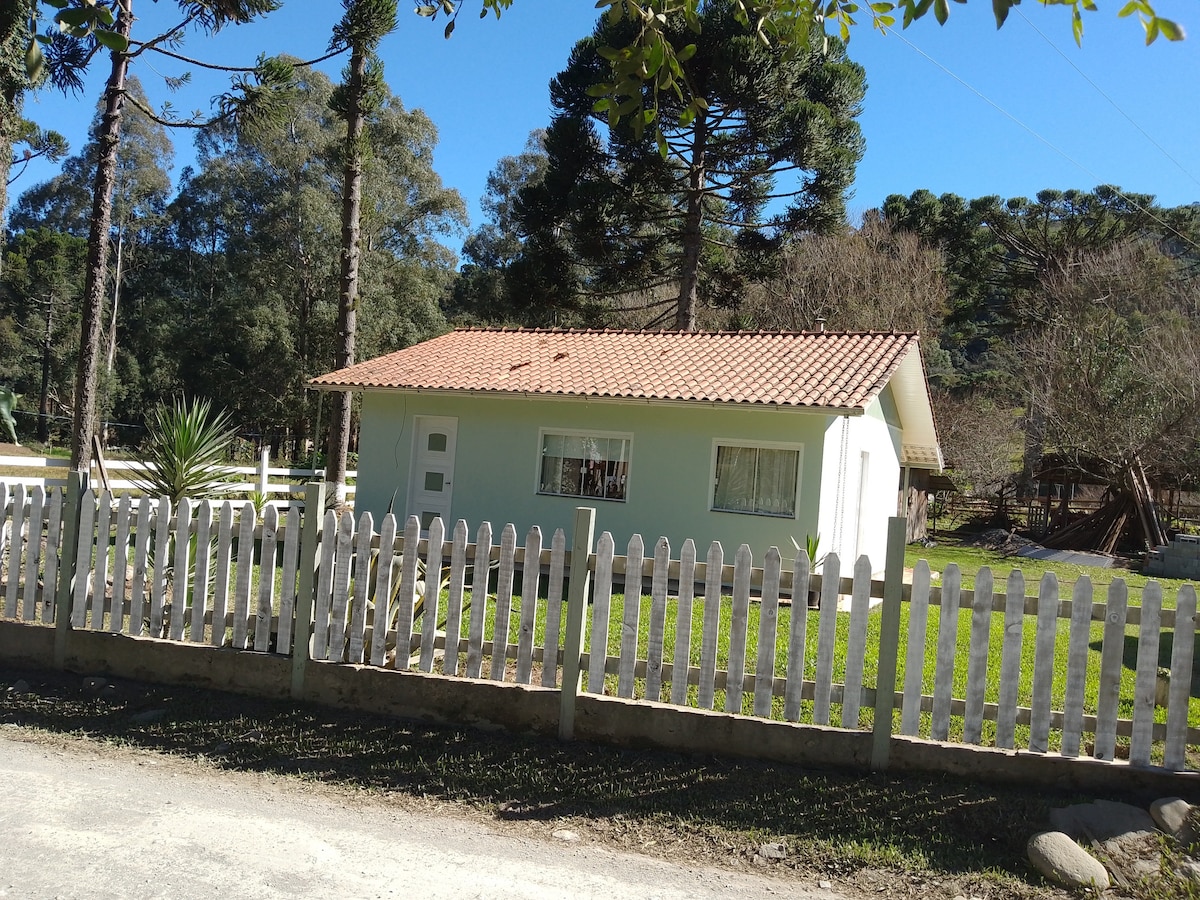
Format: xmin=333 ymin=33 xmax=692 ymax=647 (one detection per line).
xmin=713 ymin=444 xmax=799 ymax=517
xmin=427 ymin=432 xmax=448 ymax=453
xmin=539 ymin=431 xmax=630 ymax=502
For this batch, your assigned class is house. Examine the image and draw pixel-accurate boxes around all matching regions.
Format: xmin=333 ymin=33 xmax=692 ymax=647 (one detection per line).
xmin=311 ymin=329 xmax=943 ymax=569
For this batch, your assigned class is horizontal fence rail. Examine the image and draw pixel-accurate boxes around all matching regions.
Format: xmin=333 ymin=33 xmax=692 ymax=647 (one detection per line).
xmin=0 ymin=481 xmax=1195 ymax=779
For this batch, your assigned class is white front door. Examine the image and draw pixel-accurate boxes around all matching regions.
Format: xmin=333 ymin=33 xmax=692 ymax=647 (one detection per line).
xmin=408 ymin=416 xmax=458 ymax=529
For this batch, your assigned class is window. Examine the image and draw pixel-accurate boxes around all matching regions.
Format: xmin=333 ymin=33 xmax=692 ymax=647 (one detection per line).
xmin=712 ymin=443 xmax=800 ymax=518
xmin=539 ymin=431 xmax=630 ymax=501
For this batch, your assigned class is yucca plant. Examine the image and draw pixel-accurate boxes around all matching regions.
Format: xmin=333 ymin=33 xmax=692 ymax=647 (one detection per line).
xmin=137 ymin=397 xmax=238 ymax=504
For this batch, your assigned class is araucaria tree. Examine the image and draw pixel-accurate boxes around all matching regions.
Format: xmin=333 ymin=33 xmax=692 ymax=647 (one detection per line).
xmin=515 ymin=1 xmax=865 ymax=329
xmin=325 ymin=0 xmax=399 ymax=508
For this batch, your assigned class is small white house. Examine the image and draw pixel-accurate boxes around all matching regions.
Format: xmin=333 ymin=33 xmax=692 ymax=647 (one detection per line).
xmin=312 ymin=329 xmax=943 ymax=568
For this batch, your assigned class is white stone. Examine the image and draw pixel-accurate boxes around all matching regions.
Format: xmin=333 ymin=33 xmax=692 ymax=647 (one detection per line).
xmin=551 ymin=829 xmax=579 ymax=842
xmin=1151 ymin=797 xmax=1192 ymax=837
xmin=1027 ymin=831 xmax=1110 ymax=890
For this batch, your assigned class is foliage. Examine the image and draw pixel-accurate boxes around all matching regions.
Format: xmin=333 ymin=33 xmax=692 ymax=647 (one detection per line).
xmin=136 ymin=396 xmax=238 ymax=504
xmin=498 ymin=2 xmax=866 ymax=329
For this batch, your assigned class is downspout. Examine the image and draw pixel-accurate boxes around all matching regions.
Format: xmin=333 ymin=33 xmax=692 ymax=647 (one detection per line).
xmin=832 ymin=415 xmax=850 ymax=559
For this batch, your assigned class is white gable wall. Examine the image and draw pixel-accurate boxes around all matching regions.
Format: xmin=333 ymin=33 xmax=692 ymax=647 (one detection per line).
xmin=816 ymin=393 xmax=903 ymax=574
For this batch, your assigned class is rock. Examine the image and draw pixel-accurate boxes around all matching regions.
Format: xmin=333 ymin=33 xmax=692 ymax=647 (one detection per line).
xmin=129 ymin=708 xmax=167 ymax=725
xmin=1050 ymin=799 xmax=1157 ymax=843
xmin=818 ymin=881 xmax=832 ymax=889
xmin=82 ymin=676 xmax=108 ymax=693
xmin=7 ymin=679 xmax=30 ymax=695
xmin=1027 ymin=831 xmax=1110 ymax=890
xmin=1151 ymin=797 xmax=1194 ymax=840
xmin=757 ymin=842 xmax=787 ymax=860
xmin=551 ymin=829 xmax=579 ymax=842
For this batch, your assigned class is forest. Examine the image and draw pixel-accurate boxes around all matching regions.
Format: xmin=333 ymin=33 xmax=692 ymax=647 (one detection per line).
xmin=1 ymin=0 xmax=1198 ymax=528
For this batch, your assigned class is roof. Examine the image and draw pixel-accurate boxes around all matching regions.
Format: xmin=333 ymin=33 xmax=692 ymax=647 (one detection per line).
xmin=312 ymin=329 xmax=943 ymax=468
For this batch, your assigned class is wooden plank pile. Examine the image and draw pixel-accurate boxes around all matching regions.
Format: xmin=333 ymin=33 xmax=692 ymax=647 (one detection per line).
xmin=1042 ymin=458 xmax=1167 ymax=554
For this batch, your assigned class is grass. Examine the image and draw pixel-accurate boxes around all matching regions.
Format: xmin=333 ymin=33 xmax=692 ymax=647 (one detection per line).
xmin=0 ymin=665 xmax=1102 ymax=898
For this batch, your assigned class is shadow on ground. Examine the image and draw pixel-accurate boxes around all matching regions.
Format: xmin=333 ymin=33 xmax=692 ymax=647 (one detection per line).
xmin=0 ymin=666 xmax=1100 ymax=895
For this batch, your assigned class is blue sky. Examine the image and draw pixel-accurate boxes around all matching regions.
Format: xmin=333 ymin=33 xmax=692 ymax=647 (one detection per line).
xmin=12 ymin=0 xmax=1200 ymax=244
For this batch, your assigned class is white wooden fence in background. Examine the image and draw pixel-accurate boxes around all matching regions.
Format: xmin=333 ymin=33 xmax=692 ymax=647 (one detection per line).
xmin=0 ymin=481 xmax=1194 ymax=774
xmin=0 ymin=448 xmax=353 ymax=508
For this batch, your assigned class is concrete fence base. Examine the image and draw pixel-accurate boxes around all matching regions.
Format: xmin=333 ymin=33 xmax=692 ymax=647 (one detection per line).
xmin=3 ymin=619 xmax=1197 ymax=798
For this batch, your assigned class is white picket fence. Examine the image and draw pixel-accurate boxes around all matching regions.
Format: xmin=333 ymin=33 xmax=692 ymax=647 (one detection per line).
xmin=0 ymin=448 xmax=353 ymax=508
xmin=0 ymin=481 xmax=1195 ymax=774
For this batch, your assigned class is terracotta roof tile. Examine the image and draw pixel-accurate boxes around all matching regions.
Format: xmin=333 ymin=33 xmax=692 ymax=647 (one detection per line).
xmin=310 ymin=329 xmax=920 ymax=410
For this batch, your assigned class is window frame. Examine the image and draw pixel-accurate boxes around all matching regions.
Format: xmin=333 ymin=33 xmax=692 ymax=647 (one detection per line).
xmin=709 ymin=439 xmax=803 ymax=519
xmin=536 ymin=427 xmax=633 ymax=503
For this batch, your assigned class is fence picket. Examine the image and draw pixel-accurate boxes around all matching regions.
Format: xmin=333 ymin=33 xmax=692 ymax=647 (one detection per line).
xmin=41 ymin=488 xmax=63 ymax=624
xmin=390 ymin=516 xmax=421 ymax=671
xmin=540 ymin=528 xmax=567 ymax=688
xmin=697 ymin=541 xmax=723 ymax=710
xmin=254 ymin=505 xmax=280 ymax=653
xmin=71 ymin=490 xmax=96 ymax=629
xmin=783 ymin=552 xmax=811 ymax=722
xmin=1060 ymin=576 xmax=1094 ymax=758
xmin=724 ymin=544 xmax=752 ymax=713
xmin=1093 ymin=580 xmax=1128 ymax=761
xmin=813 ymin=552 xmax=841 ymax=727
xmin=900 ymin=560 xmax=931 ymax=735
xmin=1028 ymin=573 xmax=1060 ymax=753
xmin=841 ymin=555 xmax=873 ymax=728
xmin=90 ymin=489 xmax=111 ymax=631
xmin=753 ymin=547 xmax=782 ymax=718
xmin=1165 ymin=584 xmax=1197 ymax=770
xmin=617 ymin=534 xmax=645 ymax=699
xmin=587 ymin=532 xmax=616 ymax=694
xmin=276 ymin=507 xmax=302 ymax=655
xmin=489 ymin=523 xmax=518 ymax=681
xmin=439 ymin=519 xmax=467 ymax=676
xmin=5 ymin=483 xmax=25 ymax=619
xmin=4 ymin=487 xmax=25 ymax=619
xmin=1129 ymin=582 xmax=1162 ymax=767
xmin=962 ymin=566 xmax=993 ymax=744
xmin=208 ymin=502 xmax=235 ymax=646
xmin=514 ymin=525 xmax=542 ymax=684
xmin=148 ymin=497 xmax=171 ymax=638
xmin=465 ymin=521 xmax=492 ymax=679
xmin=21 ymin=486 xmax=45 ymax=622
xmin=189 ymin=502 xmax=213 ymax=643
xmin=368 ymin=515 xmax=398 ymax=668
xmin=311 ymin=510 xmax=338 ymax=661
xmin=129 ymin=497 xmax=152 ymax=636
xmin=669 ymin=539 xmax=697 ymax=707
xmin=931 ymin=563 xmax=961 ymax=741
xmin=0 ymin=484 xmax=9 ymax=614
xmin=995 ymin=570 xmax=1025 ymax=750
xmin=327 ymin=512 xmax=355 ymax=662
xmin=419 ymin=517 xmax=448 ymax=673
xmin=348 ymin=512 xmax=376 ymax=665
xmin=169 ymin=498 xmax=193 ymax=641
xmin=108 ymin=493 xmax=130 ymax=633
xmin=231 ymin=504 xmax=258 ymax=650
xmin=645 ymin=537 xmax=670 ymax=701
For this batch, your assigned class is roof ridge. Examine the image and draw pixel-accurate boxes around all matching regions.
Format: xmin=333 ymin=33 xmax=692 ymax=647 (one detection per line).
xmin=448 ymin=327 xmax=922 ymax=337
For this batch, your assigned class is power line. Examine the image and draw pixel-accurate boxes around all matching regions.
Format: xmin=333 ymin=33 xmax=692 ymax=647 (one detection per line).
xmin=882 ymin=28 xmax=1200 ymax=256
xmin=1014 ymin=7 xmax=1200 ymax=194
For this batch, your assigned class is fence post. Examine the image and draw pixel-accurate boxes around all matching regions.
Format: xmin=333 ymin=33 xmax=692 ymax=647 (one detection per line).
xmin=871 ymin=516 xmax=908 ymax=771
xmin=53 ymin=471 xmax=86 ymax=670
xmin=290 ymin=480 xmax=327 ymax=699
xmin=558 ymin=506 xmax=596 ymax=741
xmin=258 ymin=446 xmax=270 ymax=496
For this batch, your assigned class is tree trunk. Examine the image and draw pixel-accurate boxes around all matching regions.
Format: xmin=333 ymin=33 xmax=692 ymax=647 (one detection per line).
xmin=69 ymin=0 xmax=132 ymax=472
xmin=38 ymin=294 xmax=52 ymax=443
xmin=674 ymin=111 xmax=708 ymax=332
xmin=324 ymin=42 xmax=368 ymax=508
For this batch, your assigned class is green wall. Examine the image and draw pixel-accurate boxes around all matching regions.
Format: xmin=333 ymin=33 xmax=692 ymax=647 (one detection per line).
xmin=355 ymin=391 xmax=833 ymax=560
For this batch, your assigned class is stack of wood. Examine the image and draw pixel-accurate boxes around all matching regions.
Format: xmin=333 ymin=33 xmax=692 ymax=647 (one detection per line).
xmin=1042 ymin=457 xmax=1167 ymax=554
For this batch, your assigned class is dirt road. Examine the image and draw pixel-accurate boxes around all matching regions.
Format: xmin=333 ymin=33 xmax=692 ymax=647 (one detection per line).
xmin=0 ymin=728 xmax=844 ymax=899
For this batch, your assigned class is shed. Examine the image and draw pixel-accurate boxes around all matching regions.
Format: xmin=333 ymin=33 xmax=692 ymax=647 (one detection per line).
xmin=311 ymin=329 xmax=943 ymax=569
